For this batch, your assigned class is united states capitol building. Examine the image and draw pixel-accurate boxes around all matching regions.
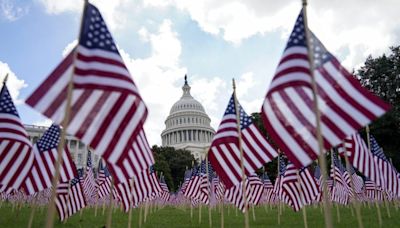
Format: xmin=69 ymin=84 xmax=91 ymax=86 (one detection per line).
xmin=161 ymin=76 xmax=215 ymax=160
xmin=25 ymin=75 xmax=214 ymax=166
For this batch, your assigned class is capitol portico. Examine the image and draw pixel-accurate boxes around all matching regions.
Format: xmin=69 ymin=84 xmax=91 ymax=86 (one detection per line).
xmin=161 ymin=76 xmax=215 ymax=160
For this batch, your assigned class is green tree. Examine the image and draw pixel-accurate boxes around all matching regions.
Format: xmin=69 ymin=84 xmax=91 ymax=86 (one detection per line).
xmin=356 ymin=46 xmax=400 ymax=169
xmin=152 ymin=146 xmax=196 ymax=191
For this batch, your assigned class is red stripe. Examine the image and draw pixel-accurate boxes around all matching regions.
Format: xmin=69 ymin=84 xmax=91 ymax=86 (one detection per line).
xmin=43 ymin=84 xmax=68 ymax=118
xmin=76 ymin=52 xmax=126 ymax=68
xmin=26 ymin=50 xmax=74 ymax=107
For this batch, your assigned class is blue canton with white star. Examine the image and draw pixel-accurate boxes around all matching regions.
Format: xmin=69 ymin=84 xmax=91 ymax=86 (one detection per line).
xmin=224 ymin=94 xmax=253 ymax=130
xmin=71 ymin=177 xmax=80 ymax=186
xmin=370 ymin=136 xmax=388 ymax=161
xmin=309 ymin=32 xmax=333 ymax=67
xmin=279 ymin=156 xmax=286 ymax=176
xmin=285 ymin=10 xmax=306 ymax=50
xmin=0 ymin=85 xmax=19 ymax=116
xmin=80 ymin=4 xmax=118 ymax=53
xmin=36 ymin=124 xmax=60 ymax=152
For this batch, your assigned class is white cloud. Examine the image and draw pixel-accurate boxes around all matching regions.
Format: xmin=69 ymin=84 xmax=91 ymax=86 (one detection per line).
xmin=1 ymin=0 xmax=29 ymax=21
xmin=119 ymin=19 xmax=186 ymax=146
xmin=145 ymin=0 xmax=400 ymax=68
xmin=0 ymin=61 xmax=28 ymax=105
xmin=37 ymin=0 xmax=131 ymax=30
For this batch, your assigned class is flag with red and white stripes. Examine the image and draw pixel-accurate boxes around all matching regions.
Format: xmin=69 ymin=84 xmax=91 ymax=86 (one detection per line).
xmin=97 ymin=160 xmax=112 ymax=199
xmin=159 ymin=175 xmax=171 ymax=202
xmin=339 ymin=133 xmax=382 ymax=188
xmin=55 ymin=177 xmax=86 ymax=221
xmin=370 ymin=135 xmax=400 ymax=197
xmin=25 ymin=2 xmax=154 ymax=186
xmin=261 ymin=10 xmax=390 ymax=168
xmin=331 ymin=151 xmax=349 ymax=204
xmin=298 ymin=166 xmax=320 ymax=204
xmin=247 ymin=174 xmax=264 ymax=205
xmin=281 ymin=163 xmax=303 ymax=211
xmin=0 ymin=84 xmax=33 ymax=191
xmin=83 ymin=151 xmax=97 ymax=204
xmin=209 ymin=94 xmax=278 ymax=189
xmin=22 ymin=124 xmax=77 ymax=195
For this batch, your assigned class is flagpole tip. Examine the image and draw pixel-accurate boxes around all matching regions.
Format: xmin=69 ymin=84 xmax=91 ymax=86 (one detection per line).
xmin=302 ymin=0 xmax=307 ymax=7
xmin=2 ymin=73 xmax=9 ymax=85
xmin=232 ymin=78 xmax=236 ymax=90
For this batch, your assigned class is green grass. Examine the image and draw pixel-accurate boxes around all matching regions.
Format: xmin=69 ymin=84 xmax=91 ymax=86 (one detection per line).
xmin=1 ymin=203 xmax=400 ymax=227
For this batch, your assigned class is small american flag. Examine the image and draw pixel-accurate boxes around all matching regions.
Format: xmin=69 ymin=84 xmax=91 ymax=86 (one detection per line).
xmin=25 ymin=2 xmax=154 ymax=186
xmin=97 ymin=160 xmax=112 ymax=199
xmin=55 ymin=177 xmax=86 ymax=221
xmin=280 ymin=163 xmax=303 ymax=211
xmin=83 ymin=151 xmax=97 ymax=205
xmin=22 ymin=124 xmax=77 ymax=195
xmin=209 ymin=94 xmax=278 ymax=189
xmin=0 ymin=84 xmax=33 ymax=191
xmin=370 ymin=135 xmax=400 ymax=197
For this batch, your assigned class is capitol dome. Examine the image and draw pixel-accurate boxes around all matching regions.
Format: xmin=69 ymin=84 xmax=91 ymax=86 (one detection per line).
xmin=161 ymin=75 xmax=215 ymax=160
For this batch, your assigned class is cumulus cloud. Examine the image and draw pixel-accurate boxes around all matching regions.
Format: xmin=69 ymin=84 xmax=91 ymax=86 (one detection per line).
xmin=37 ymin=0 xmax=131 ymax=30
xmin=0 ymin=61 xmax=28 ymax=105
xmin=119 ymin=19 xmax=187 ymax=146
xmin=1 ymin=0 xmax=29 ymax=21
xmin=145 ymin=0 xmax=400 ymax=68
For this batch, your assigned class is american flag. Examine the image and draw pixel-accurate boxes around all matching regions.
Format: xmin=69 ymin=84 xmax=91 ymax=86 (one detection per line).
xmin=55 ymin=177 xmax=86 ymax=221
xmin=370 ymin=135 xmax=400 ymax=197
xmin=339 ymin=133 xmax=382 ymax=188
xmin=97 ymin=160 xmax=112 ymax=199
xmin=159 ymin=175 xmax=170 ymax=202
xmin=298 ymin=166 xmax=320 ymax=205
xmin=261 ymin=10 xmax=390 ymax=168
xmin=115 ymin=180 xmax=134 ymax=212
xmin=280 ymin=163 xmax=303 ymax=211
xmin=247 ymin=174 xmax=264 ymax=206
xmin=131 ymin=166 xmax=163 ymax=205
xmin=209 ymin=94 xmax=278 ymax=189
xmin=180 ymin=169 xmax=192 ymax=194
xmin=0 ymin=84 xmax=33 ymax=191
xmin=273 ymin=156 xmax=286 ymax=199
xmin=331 ymin=151 xmax=349 ymax=204
xmin=343 ymin=164 xmax=364 ymax=194
xmin=22 ymin=124 xmax=77 ymax=195
xmin=25 ymin=2 xmax=154 ymax=185
xmin=184 ymin=161 xmax=209 ymax=204
xmin=262 ymin=173 xmax=277 ymax=204
xmin=83 ymin=151 xmax=97 ymax=204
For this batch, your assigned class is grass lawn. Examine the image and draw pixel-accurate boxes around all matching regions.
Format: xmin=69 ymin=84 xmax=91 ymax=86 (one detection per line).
xmin=1 ymin=203 xmax=400 ymax=227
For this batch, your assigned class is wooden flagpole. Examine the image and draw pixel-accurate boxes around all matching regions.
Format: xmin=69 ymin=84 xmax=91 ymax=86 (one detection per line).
xmin=343 ymin=149 xmax=364 ymax=228
xmin=232 ymin=78 xmax=250 ymax=228
xmin=106 ymin=181 xmax=114 ymax=228
xmin=302 ymin=1 xmax=333 ymax=227
xmin=139 ymin=204 xmax=143 ymax=228
xmin=365 ymin=125 xmax=383 ymax=226
xmin=45 ymin=1 xmax=88 ymax=228
xmin=128 ymin=179 xmax=134 ymax=228
xmin=297 ymin=170 xmax=308 ymax=228
xmin=27 ymin=194 xmax=38 ymax=228
xmin=277 ymin=152 xmax=282 ymax=225
xmin=205 ymin=153 xmax=213 ymax=227
xmin=331 ymin=150 xmax=341 ymax=224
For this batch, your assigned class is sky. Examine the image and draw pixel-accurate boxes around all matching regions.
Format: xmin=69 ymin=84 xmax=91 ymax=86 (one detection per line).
xmin=0 ymin=0 xmax=399 ymax=146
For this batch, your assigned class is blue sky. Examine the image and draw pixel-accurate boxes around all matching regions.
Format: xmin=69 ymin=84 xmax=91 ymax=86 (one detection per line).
xmin=1 ymin=0 xmax=399 ymax=145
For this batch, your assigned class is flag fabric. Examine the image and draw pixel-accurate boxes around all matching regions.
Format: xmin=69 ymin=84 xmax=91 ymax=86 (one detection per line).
xmin=131 ymin=166 xmax=163 ymax=205
xmin=83 ymin=151 xmax=97 ymax=204
xmin=180 ymin=169 xmax=192 ymax=194
xmin=22 ymin=124 xmax=77 ymax=195
xmin=262 ymin=173 xmax=277 ymax=204
xmin=0 ymin=84 xmax=33 ymax=191
xmin=370 ymin=135 xmax=400 ymax=197
xmin=209 ymin=94 xmax=278 ymax=189
xmin=273 ymin=156 xmax=286 ymax=199
xmin=247 ymin=174 xmax=264 ymax=205
xmin=97 ymin=160 xmax=112 ymax=199
xmin=339 ymin=133 xmax=382 ymax=188
xmin=55 ymin=177 xmax=86 ymax=221
xmin=331 ymin=151 xmax=349 ymax=204
xmin=298 ymin=166 xmax=320 ymax=204
xmin=25 ymin=2 xmax=154 ymax=185
xmin=261 ymin=10 xmax=390 ymax=168
xmin=159 ymin=175 xmax=170 ymax=202
xmin=280 ymin=163 xmax=303 ymax=211
xmin=115 ymin=181 xmax=133 ymax=212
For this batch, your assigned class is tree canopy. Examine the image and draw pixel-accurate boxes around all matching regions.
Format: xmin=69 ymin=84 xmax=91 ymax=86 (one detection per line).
xmin=152 ymin=145 xmax=196 ymax=192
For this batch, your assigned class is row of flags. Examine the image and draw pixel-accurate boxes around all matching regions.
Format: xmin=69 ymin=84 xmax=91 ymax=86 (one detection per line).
xmin=0 ymin=1 xmax=397 ymax=224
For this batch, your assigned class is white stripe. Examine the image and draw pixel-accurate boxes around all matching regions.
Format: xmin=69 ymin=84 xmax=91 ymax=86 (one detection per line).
xmin=74 ymin=75 xmax=138 ymax=93
xmin=323 ymin=62 xmax=386 ymax=116
xmin=263 ymin=99 xmax=311 ymax=166
xmin=74 ymin=59 xmax=131 ymax=78
xmin=276 ymin=58 xmax=310 ymax=75
xmin=67 ymin=90 xmax=104 ymax=136
xmin=77 ymin=45 xmax=124 ymax=63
